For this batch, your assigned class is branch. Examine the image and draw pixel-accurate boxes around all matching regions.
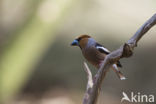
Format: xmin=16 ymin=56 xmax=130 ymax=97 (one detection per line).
xmin=82 ymin=13 xmax=156 ymax=104
xmin=83 ymin=62 xmax=93 ymax=104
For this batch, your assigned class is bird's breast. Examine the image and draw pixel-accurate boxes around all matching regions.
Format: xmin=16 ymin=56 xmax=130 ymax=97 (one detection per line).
xmin=82 ymin=47 xmax=105 ymax=69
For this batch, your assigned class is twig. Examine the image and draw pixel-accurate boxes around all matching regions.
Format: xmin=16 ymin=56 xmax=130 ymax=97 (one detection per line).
xmin=82 ymin=13 xmax=156 ymax=104
xmin=83 ymin=62 xmax=93 ymax=104
xmin=83 ymin=62 xmax=93 ymax=89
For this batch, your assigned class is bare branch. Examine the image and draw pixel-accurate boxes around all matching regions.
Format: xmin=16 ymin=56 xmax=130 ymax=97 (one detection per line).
xmin=128 ymin=14 xmax=156 ymax=46
xmin=82 ymin=13 xmax=156 ymax=104
xmin=83 ymin=62 xmax=93 ymax=89
xmin=83 ymin=62 xmax=93 ymax=104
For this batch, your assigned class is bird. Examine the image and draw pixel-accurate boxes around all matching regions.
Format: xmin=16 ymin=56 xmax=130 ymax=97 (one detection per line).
xmin=71 ymin=34 xmax=126 ymax=80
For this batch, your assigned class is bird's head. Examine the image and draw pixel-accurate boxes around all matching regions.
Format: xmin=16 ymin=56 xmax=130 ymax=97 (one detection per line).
xmin=71 ymin=34 xmax=91 ymax=48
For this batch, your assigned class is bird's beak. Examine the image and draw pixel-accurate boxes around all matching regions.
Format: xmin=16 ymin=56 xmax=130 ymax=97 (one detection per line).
xmin=71 ymin=39 xmax=78 ymax=46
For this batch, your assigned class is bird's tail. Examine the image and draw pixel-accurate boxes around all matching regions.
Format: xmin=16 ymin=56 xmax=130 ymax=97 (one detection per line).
xmin=112 ymin=64 xmax=126 ymax=80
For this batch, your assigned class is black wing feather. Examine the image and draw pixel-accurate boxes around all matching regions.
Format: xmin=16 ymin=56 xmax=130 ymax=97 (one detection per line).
xmin=95 ymin=43 xmax=110 ymax=54
xmin=95 ymin=43 xmax=122 ymax=68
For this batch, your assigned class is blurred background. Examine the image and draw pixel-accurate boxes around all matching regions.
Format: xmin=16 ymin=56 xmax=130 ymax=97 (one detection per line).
xmin=0 ymin=0 xmax=156 ymax=104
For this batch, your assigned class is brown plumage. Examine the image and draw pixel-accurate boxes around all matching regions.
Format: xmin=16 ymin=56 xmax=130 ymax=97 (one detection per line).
xmin=71 ymin=34 xmax=126 ymax=80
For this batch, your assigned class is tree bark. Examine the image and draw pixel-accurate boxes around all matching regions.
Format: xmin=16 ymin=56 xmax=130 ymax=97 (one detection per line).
xmin=83 ymin=13 xmax=156 ymax=104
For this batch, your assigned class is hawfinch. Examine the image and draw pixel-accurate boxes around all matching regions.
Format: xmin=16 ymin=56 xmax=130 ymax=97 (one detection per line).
xmin=71 ymin=35 xmax=126 ymax=80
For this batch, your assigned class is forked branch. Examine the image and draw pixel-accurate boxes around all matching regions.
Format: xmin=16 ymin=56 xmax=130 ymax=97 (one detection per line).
xmin=83 ymin=13 xmax=156 ymax=104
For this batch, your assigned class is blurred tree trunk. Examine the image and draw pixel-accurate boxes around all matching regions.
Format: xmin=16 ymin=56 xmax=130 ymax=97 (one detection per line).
xmin=0 ymin=0 xmax=76 ymax=103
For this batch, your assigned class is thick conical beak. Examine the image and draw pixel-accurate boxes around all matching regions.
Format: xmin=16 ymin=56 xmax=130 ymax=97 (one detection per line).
xmin=71 ymin=39 xmax=78 ymax=46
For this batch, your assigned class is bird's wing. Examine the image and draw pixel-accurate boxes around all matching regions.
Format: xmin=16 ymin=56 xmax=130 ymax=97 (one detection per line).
xmin=95 ymin=43 xmax=122 ymax=67
xmin=95 ymin=43 xmax=110 ymax=54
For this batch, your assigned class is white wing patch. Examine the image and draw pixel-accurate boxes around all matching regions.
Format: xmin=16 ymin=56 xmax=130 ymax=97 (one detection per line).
xmin=96 ymin=46 xmax=110 ymax=53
